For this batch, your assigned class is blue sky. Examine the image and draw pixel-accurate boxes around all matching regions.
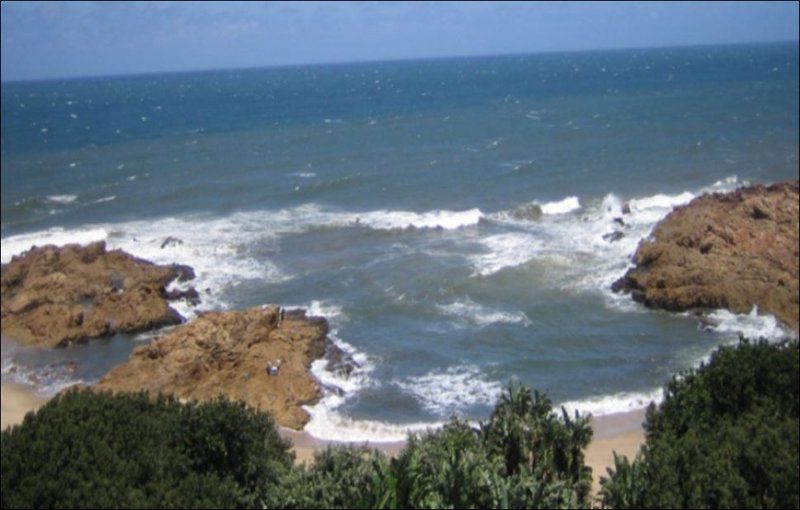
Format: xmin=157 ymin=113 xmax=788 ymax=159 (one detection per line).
xmin=2 ymin=1 xmax=798 ymax=81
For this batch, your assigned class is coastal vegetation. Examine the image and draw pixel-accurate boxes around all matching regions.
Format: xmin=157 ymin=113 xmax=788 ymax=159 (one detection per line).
xmin=601 ymin=339 xmax=799 ymax=509
xmin=2 ymin=340 xmax=797 ymax=509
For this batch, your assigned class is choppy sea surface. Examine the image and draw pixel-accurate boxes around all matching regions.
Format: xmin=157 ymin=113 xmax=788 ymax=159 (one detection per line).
xmin=2 ymin=43 xmax=798 ymax=441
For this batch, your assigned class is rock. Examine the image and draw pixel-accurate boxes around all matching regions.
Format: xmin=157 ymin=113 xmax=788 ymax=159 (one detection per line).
xmin=162 ymin=286 xmax=200 ymax=305
xmin=510 ymin=203 xmax=544 ymax=221
xmin=603 ymin=231 xmax=625 ymax=243
xmin=160 ymin=236 xmax=183 ymax=249
xmin=325 ymin=342 xmax=360 ymax=378
xmin=622 ymin=202 xmax=632 ymax=215
xmin=612 ymin=180 xmax=799 ymax=332
xmin=1 ymin=241 xmax=197 ymax=347
xmin=95 ymin=306 xmax=329 ymax=430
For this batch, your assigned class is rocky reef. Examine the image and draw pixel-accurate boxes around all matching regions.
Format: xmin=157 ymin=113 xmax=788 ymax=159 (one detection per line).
xmin=613 ymin=180 xmax=799 ymax=331
xmin=1 ymin=241 xmax=198 ymax=348
xmin=95 ymin=306 xmax=329 ymax=429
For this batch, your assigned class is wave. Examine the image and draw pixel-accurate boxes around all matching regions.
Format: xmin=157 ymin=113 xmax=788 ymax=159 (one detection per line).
xmin=0 ymin=203 xmax=484 ymax=316
xmin=46 ymin=194 xmax=77 ymax=204
xmin=436 ymin=298 xmax=531 ymax=327
xmin=702 ymin=306 xmax=796 ymax=342
xmin=541 ymin=196 xmax=581 ymax=215
xmin=393 ymin=364 xmax=502 ymax=417
xmin=478 ymin=176 xmax=746 ymax=299
xmin=560 ymin=388 xmax=664 ymax=417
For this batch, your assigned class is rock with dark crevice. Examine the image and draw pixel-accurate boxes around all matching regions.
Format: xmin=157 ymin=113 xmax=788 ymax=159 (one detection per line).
xmin=95 ymin=305 xmax=329 ymax=429
xmin=1 ymin=241 xmax=199 ymax=347
xmin=612 ymin=180 xmax=799 ymax=332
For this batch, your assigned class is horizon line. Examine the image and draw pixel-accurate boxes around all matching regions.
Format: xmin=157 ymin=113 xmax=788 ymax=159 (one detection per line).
xmin=2 ymin=38 xmax=798 ymax=85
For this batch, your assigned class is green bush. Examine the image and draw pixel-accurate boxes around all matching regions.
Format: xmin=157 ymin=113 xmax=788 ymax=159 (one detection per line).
xmin=1 ymin=390 xmax=293 ymax=509
xmin=392 ymin=385 xmax=593 ymax=509
xmin=601 ymin=340 xmax=800 ymax=509
xmin=271 ymin=446 xmax=395 ymax=509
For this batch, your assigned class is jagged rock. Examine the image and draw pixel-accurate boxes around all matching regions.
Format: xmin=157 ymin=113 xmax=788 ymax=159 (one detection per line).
xmin=162 ymin=286 xmax=200 ymax=305
xmin=95 ymin=306 xmax=329 ymax=429
xmin=160 ymin=236 xmax=183 ymax=249
xmin=613 ymin=180 xmax=799 ymax=331
xmin=510 ymin=203 xmax=544 ymax=221
xmin=325 ymin=343 xmax=360 ymax=378
xmin=1 ymin=241 xmax=198 ymax=347
xmin=603 ymin=231 xmax=625 ymax=243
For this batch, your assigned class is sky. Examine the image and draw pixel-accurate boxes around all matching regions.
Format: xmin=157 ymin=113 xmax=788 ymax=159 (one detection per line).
xmin=2 ymin=1 xmax=798 ymax=82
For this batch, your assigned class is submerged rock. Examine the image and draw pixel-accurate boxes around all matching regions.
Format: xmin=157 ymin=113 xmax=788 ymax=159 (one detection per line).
xmin=95 ymin=306 xmax=328 ymax=429
xmin=603 ymin=231 xmax=625 ymax=243
xmin=612 ymin=180 xmax=799 ymax=331
xmin=510 ymin=203 xmax=544 ymax=221
xmin=1 ymin=241 xmax=198 ymax=347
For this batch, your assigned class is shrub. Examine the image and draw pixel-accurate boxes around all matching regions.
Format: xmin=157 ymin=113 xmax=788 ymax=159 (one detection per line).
xmin=600 ymin=340 xmax=800 ymax=509
xmin=393 ymin=385 xmax=593 ymax=509
xmin=271 ymin=446 xmax=394 ymax=509
xmin=1 ymin=390 xmax=293 ymax=509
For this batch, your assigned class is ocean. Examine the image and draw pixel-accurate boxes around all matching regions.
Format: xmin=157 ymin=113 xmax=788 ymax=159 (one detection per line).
xmin=2 ymin=42 xmax=798 ymax=441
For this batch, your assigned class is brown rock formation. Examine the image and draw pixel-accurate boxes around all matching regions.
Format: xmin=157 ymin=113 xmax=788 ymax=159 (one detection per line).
xmin=1 ymin=241 xmax=197 ymax=347
xmin=95 ymin=306 xmax=329 ymax=429
xmin=613 ymin=180 xmax=799 ymax=332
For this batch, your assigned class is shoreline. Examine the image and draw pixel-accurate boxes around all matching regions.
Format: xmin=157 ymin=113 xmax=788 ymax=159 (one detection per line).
xmin=1 ymin=380 xmax=645 ymax=491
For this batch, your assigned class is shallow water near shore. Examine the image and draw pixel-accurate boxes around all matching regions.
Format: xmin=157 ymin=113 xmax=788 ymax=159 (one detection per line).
xmin=2 ymin=42 xmax=798 ymax=441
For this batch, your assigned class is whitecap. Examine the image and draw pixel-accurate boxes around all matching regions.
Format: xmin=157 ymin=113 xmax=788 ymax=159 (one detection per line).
xmin=436 ymin=298 xmax=531 ymax=327
xmin=559 ymin=387 xmax=663 ymax=417
xmin=394 ymin=364 xmax=502 ymax=416
xmin=703 ymin=306 xmax=796 ymax=342
xmin=540 ymin=196 xmax=580 ymax=215
xmin=46 ymin=194 xmax=77 ymax=204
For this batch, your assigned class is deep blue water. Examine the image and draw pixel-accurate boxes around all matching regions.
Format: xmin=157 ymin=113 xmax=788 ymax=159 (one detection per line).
xmin=2 ymin=42 xmax=798 ymax=440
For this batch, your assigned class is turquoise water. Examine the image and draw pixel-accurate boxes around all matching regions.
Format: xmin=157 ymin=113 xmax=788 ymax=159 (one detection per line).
xmin=2 ymin=42 xmax=798 ymax=440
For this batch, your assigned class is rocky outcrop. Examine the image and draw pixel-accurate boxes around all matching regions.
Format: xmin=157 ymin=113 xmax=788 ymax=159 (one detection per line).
xmin=613 ymin=180 xmax=799 ymax=331
xmin=1 ymin=241 xmax=198 ymax=347
xmin=95 ymin=306 xmax=329 ymax=429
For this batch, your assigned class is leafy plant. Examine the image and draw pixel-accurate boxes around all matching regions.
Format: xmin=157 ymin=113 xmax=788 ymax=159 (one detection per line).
xmin=600 ymin=339 xmax=800 ymax=509
xmin=1 ymin=390 xmax=293 ymax=509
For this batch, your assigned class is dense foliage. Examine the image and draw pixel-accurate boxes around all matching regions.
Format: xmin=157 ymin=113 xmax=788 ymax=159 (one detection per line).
xmin=1 ymin=390 xmax=294 ymax=509
xmin=4 ymin=341 xmax=796 ymax=509
xmin=600 ymin=340 xmax=800 ymax=509
xmin=1 ymin=384 xmax=592 ymax=509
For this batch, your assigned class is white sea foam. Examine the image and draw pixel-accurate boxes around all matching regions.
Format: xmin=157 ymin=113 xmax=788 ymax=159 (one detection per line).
xmin=93 ymin=195 xmax=116 ymax=204
xmin=2 ymin=228 xmax=110 ymax=262
xmin=540 ymin=196 xmax=581 ymax=215
xmin=477 ymin=176 xmax=746 ymax=299
xmin=560 ymin=387 xmax=664 ymax=417
xmin=304 ymin=403 xmax=442 ymax=443
xmin=1 ymin=216 xmax=283 ymax=316
xmin=437 ymin=298 xmax=531 ymax=327
xmin=702 ymin=306 xmax=796 ymax=342
xmin=394 ymin=365 xmax=502 ymax=416
xmin=290 ymin=172 xmax=317 ymax=178
xmin=353 ymin=208 xmax=483 ymax=230
xmin=470 ymin=233 xmax=544 ymax=276
xmin=1 ymin=353 xmax=88 ymax=397
xmin=46 ymin=194 xmax=77 ymax=204
xmin=1 ymin=203 xmax=484 ymax=318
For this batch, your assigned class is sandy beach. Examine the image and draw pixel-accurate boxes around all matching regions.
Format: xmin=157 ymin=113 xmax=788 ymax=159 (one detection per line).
xmin=1 ymin=380 xmax=645 ymax=497
xmin=1 ymin=382 xmax=48 ymax=430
